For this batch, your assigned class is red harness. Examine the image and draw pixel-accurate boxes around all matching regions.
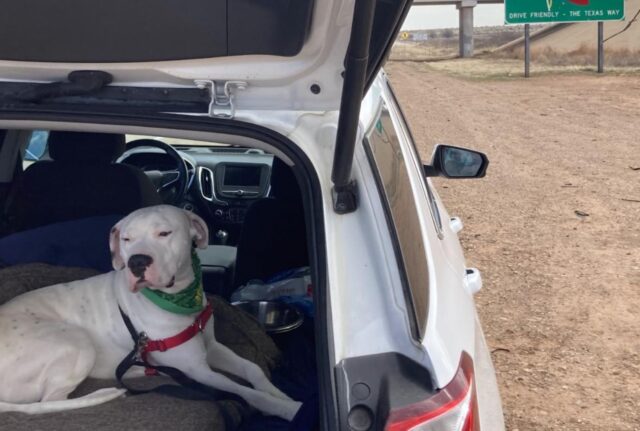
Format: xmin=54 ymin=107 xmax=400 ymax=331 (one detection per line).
xmin=138 ymin=302 xmax=213 ymax=375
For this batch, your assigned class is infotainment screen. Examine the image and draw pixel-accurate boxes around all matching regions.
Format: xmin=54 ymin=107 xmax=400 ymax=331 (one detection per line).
xmin=223 ymin=165 xmax=262 ymax=187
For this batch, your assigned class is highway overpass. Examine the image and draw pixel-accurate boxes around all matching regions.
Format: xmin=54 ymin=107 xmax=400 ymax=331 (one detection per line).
xmin=413 ymin=0 xmax=502 ymax=4
xmin=411 ymin=0 xmax=506 ymax=57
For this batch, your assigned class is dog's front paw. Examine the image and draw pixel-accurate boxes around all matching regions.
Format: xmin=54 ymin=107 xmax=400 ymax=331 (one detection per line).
xmin=252 ymin=391 xmax=302 ymax=421
xmin=279 ymin=399 xmax=303 ymax=422
xmin=255 ymin=381 xmax=293 ymax=402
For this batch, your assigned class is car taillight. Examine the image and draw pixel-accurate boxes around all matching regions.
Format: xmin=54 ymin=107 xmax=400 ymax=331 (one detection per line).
xmin=385 ymin=352 xmax=478 ymax=431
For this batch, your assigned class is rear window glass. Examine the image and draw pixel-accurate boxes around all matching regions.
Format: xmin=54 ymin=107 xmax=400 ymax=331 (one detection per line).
xmin=0 ymin=0 xmax=313 ymax=62
xmin=365 ymin=101 xmax=430 ymax=340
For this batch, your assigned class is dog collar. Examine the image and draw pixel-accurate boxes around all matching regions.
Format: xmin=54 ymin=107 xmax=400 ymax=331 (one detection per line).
xmin=140 ymin=249 xmax=205 ymax=315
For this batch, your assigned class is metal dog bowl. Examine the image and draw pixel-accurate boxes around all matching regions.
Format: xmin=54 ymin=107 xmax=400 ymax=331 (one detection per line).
xmin=232 ymin=300 xmax=303 ymax=334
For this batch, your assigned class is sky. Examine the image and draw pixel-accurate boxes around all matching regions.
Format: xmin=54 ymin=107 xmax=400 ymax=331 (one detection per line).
xmin=402 ymin=4 xmax=506 ymax=30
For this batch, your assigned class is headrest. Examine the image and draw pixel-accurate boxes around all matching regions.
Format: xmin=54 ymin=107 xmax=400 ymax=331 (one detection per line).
xmin=48 ymin=131 xmax=126 ymax=164
xmin=270 ymin=158 xmax=301 ymax=202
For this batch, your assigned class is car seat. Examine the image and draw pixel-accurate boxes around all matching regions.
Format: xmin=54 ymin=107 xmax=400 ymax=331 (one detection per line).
xmin=233 ymin=158 xmax=308 ymax=289
xmin=6 ymin=131 xmax=162 ymax=232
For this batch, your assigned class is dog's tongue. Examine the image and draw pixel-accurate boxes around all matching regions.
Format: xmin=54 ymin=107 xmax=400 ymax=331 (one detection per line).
xmin=131 ymin=279 xmax=150 ymax=293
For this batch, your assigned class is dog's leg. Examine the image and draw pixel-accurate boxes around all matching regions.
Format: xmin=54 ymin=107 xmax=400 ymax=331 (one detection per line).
xmin=205 ymin=338 xmax=292 ymax=401
xmin=39 ymin=326 xmax=97 ymax=401
xmin=41 ymin=326 xmax=96 ymax=402
xmin=185 ymin=360 xmax=302 ymax=421
xmin=0 ymin=321 xmax=126 ymax=414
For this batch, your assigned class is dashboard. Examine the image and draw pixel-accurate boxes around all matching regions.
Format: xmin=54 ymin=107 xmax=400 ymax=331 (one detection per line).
xmin=118 ymin=145 xmax=274 ymax=245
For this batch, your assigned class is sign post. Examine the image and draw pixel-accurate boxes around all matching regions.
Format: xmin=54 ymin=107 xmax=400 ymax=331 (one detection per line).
xmin=597 ymin=21 xmax=604 ymax=73
xmin=505 ymin=0 xmax=625 ymax=75
xmin=524 ymin=24 xmax=530 ymax=78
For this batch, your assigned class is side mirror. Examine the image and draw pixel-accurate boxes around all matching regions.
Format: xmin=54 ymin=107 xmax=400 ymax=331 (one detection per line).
xmin=423 ymin=145 xmax=489 ymax=179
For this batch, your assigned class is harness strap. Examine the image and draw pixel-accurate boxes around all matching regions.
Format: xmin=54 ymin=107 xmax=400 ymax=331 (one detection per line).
xmin=115 ymin=304 xmax=246 ymax=425
xmin=144 ymin=303 xmax=213 ymax=354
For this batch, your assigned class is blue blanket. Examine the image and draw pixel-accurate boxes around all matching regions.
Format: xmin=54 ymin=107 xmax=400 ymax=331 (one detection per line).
xmin=0 ymin=215 xmax=121 ymax=273
xmin=240 ymin=319 xmax=318 ymax=431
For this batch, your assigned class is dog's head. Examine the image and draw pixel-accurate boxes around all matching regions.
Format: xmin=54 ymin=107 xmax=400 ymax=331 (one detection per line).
xmin=109 ymin=205 xmax=209 ymax=293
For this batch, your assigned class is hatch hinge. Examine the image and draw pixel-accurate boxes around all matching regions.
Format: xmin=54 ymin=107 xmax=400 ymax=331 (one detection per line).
xmin=194 ymin=80 xmax=247 ymax=119
xmin=332 ymin=180 xmax=358 ymax=214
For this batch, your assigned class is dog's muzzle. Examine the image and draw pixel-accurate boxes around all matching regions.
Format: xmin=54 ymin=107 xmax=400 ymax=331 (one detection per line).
xmin=127 ymin=254 xmax=153 ymax=278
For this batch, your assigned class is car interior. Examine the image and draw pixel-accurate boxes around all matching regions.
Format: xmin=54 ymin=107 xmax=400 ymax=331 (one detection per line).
xmin=0 ymin=129 xmax=317 ymax=431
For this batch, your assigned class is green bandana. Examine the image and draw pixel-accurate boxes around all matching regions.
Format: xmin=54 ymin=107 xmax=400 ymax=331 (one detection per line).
xmin=140 ymin=250 xmax=205 ymax=315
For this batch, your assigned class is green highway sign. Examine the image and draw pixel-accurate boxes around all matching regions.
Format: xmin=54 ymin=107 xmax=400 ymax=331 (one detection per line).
xmin=505 ymin=0 xmax=625 ymax=24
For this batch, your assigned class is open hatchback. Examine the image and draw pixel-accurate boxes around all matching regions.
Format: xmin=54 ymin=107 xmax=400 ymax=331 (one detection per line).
xmin=0 ymin=1 xmax=506 ymax=431
xmin=0 ymin=0 xmax=409 ymax=111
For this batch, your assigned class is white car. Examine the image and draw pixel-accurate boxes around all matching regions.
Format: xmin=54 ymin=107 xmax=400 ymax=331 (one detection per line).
xmin=0 ymin=0 xmax=504 ymax=430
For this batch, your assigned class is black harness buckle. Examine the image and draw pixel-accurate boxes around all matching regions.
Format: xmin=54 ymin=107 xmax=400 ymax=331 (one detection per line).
xmin=135 ymin=331 xmax=149 ymax=360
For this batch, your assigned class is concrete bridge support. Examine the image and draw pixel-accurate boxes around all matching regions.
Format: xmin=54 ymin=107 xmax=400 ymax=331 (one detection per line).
xmin=414 ymin=0 xmax=503 ymax=57
xmin=457 ymin=0 xmax=477 ymax=57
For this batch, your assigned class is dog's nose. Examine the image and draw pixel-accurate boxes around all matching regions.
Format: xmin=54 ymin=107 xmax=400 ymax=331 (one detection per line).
xmin=127 ymin=254 xmax=153 ymax=278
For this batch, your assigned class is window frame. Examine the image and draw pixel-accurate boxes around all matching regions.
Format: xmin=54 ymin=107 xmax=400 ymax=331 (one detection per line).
xmin=363 ymin=95 xmax=430 ymax=341
xmin=0 ymin=111 xmax=337 ymax=430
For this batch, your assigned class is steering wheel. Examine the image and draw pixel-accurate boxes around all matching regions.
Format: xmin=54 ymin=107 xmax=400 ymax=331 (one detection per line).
xmin=117 ymin=138 xmax=189 ymax=205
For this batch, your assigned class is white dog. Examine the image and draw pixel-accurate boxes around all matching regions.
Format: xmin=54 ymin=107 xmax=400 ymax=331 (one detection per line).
xmin=0 ymin=205 xmax=302 ymax=420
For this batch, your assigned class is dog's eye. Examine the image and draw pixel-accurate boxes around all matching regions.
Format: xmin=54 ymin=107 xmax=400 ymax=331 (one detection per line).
xmin=159 ymin=231 xmax=172 ymax=237
xmin=122 ymin=237 xmax=131 ymax=242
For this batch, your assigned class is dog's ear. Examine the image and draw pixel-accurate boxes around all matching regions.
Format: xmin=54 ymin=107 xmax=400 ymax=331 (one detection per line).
xmin=109 ymin=222 xmax=125 ymax=270
xmin=185 ymin=210 xmax=209 ymax=249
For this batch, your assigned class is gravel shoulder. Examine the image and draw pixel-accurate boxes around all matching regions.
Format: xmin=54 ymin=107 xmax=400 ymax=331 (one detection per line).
xmin=387 ymin=62 xmax=640 ymax=431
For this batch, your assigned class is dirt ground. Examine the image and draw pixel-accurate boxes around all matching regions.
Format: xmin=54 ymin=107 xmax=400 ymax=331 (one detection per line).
xmin=386 ymin=62 xmax=640 ymax=431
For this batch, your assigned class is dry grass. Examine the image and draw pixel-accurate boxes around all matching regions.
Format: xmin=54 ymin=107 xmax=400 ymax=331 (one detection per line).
xmin=390 ymin=41 xmax=458 ymax=61
xmin=495 ymin=43 xmax=640 ymax=67
xmin=474 ymin=29 xmax=532 ymax=51
xmin=390 ymin=25 xmax=544 ymax=62
xmin=399 ymin=57 xmax=640 ymax=80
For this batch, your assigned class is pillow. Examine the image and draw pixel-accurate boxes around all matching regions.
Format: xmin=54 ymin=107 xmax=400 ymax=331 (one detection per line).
xmin=0 ymin=214 xmax=121 ymax=273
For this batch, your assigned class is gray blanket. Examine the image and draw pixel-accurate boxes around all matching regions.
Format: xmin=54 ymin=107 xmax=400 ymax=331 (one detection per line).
xmin=0 ymin=264 xmax=281 ymax=431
